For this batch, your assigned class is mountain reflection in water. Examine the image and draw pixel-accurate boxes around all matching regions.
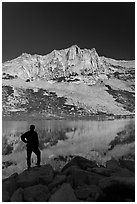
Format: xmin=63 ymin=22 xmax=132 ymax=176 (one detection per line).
xmin=2 ymin=118 xmax=135 ymax=178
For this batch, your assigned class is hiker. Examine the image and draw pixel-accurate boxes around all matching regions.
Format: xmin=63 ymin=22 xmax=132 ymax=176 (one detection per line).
xmin=21 ymin=125 xmax=41 ymax=170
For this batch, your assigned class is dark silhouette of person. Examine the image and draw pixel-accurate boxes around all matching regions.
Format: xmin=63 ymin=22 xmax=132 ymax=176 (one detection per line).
xmin=21 ymin=125 xmax=41 ymax=170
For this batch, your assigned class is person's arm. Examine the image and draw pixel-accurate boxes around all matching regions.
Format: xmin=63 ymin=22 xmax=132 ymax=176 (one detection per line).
xmin=21 ymin=132 xmax=28 ymax=143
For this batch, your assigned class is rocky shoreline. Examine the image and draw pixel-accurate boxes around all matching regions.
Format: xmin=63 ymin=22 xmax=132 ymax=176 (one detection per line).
xmin=2 ymin=112 xmax=135 ymax=121
xmin=2 ymin=156 xmax=135 ymax=202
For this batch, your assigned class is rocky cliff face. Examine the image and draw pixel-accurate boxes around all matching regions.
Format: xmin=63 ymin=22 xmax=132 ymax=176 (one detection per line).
xmin=3 ymin=45 xmax=134 ymax=83
xmin=2 ymin=45 xmax=135 ymax=118
xmin=2 ymin=46 xmax=105 ymax=81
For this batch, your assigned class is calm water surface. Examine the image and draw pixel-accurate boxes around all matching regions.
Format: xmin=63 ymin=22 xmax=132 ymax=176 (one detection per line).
xmin=2 ymin=118 xmax=135 ymax=178
xmin=3 ymin=118 xmax=135 ymax=159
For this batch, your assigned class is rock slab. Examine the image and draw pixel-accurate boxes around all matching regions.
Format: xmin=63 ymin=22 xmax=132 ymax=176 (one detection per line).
xmin=49 ymin=183 xmax=77 ymax=202
xmin=17 ymin=164 xmax=54 ymax=188
xmin=24 ymin=184 xmax=50 ymax=202
xmin=10 ymin=188 xmax=24 ymax=202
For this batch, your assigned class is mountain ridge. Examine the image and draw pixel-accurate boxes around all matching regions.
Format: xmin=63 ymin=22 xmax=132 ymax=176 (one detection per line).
xmin=2 ymin=45 xmax=135 ymax=119
xmin=3 ymin=45 xmax=135 ymax=82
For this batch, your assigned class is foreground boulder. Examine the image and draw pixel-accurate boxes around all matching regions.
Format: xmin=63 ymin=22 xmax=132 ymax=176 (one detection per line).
xmin=24 ymin=184 xmax=50 ymax=201
xmin=62 ymin=156 xmax=97 ymax=172
xmin=2 ymin=174 xmax=18 ymax=201
xmin=49 ymin=183 xmax=77 ymax=202
xmin=119 ymin=159 xmax=135 ymax=172
xmin=10 ymin=188 xmax=24 ymax=202
xmin=2 ymin=157 xmax=135 ymax=202
xmin=106 ymin=159 xmax=120 ymax=169
xmin=17 ymin=164 xmax=54 ymax=188
xmin=74 ymin=169 xmax=104 ymax=187
xmin=2 ymin=190 xmax=10 ymax=202
xmin=98 ymin=176 xmax=135 ymax=201
xmin=75 ymin=184 xmax=102 ymax=201
xmin=48 ymin=174 xmax=66 ymax=190
xmin=90 ymin=167 xmax=115 ymax=177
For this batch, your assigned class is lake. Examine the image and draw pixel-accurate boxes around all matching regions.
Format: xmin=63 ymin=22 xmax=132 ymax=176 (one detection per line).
xmin=2 ymin=118 xmax=135 ymax=178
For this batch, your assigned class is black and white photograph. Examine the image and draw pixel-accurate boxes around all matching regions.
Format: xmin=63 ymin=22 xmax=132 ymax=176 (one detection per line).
xmin=2 ymin=1 xmax=135 ymax=202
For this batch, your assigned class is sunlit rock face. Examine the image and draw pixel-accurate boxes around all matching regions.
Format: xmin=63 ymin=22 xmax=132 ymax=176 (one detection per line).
xmin=2 ymin=45 xmax=135 ymax=118
xmin=3 ymin=45 xmax=129 ymax=82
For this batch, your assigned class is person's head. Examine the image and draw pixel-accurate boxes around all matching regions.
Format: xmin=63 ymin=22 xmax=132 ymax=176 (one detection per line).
xmin=30 ymin=125 xmax=35 ymax=131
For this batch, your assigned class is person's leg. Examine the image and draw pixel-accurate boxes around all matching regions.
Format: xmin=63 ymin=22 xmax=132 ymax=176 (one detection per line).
xmin=33 ymin=148 xmax=41 ymax=166
xmin=27 ymin=148 xmax=32 ymax=169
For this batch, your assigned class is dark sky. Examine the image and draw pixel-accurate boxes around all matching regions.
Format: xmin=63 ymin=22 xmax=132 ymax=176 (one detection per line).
xmin=2 ymin=2 xmax=135 ymax=62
